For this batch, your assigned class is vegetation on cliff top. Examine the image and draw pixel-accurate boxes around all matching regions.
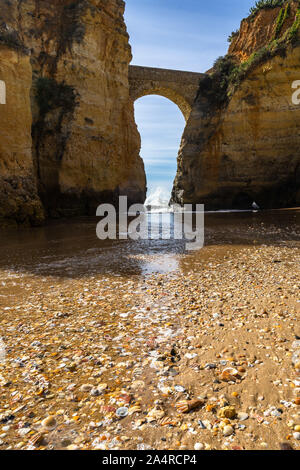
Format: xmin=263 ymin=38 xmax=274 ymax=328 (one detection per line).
xmin=200 ymin=2 xmax=300 ymax=109
xmin=227 ymin=30 xmax=240 ymax=43
xmin=249 ymin=0 xmax=290 ymax=17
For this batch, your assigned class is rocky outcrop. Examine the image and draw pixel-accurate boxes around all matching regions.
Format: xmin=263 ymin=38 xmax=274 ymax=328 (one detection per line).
xmin=228 ymin=1 xmax=299 ymax=62
xmin=0 ymin=0 xmax=146 ymax=222
xmin=172 ymin=2 xmax=300 ymax=210
xmin=0 ymin=43 xmax=44 ymax=225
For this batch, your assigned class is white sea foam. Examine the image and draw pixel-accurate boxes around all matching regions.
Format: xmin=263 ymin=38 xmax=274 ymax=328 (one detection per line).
xmin=145 ymin=187 xmax=171 ymax=213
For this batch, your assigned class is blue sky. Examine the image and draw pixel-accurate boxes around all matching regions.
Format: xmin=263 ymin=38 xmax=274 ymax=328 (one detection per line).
xmin=125 ymin=0 xmax=255 ymax=198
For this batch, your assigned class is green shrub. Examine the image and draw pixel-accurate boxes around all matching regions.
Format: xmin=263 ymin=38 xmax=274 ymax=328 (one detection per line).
xmin=197 ymin=55 xmax=237 ymax=107
xmin=274 ymin=2 xmax=291 ymax=38
xmin=227 ymin=30 xmax=239 ymax=43
xmin=288 ymin=6 xmax=300 ymax=41
xmin=249 ymin=0 xmax=286 ymax=17
xmin=200 ymin=1 xmax=300 ymax=109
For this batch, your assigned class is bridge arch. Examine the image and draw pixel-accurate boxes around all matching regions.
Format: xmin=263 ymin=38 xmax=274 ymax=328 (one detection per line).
xmin=133 ymin=86 xmax=191 ymax=121
xmin=129 ymin=66 xmax=205 ymax=122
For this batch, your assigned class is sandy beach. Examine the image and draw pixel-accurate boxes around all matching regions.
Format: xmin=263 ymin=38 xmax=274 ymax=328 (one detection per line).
xmin=0 ymin=210 xmax=299 ymax=450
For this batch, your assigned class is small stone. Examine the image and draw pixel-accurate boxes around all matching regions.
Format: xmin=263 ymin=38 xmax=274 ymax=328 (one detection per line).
xmin=61 ymin=438 xmax=72 ymax=447
xmin=271 ymin=409 xmax=283 ymax=417
xmin=293 ymin=432 xmax=300 ymax=440
xmin=223 ymin=425 xmax=234 ymax=437
xmin=41 ymin=416 xmax=57 ymax=431
xmin=67 ymin=444 xmax=78 ymax=450
xmin=219 ymin=368 xmax=239 ymax=382
xmin=18 ymin=428 xmax=31 ymax=437
xmin=237 ymin=412 xmax=249 ymax=421
xmin=174 ymin=385 xmax=186 ymax=393
xmin=280 ymin=442 xmax=294 ymax=450
xmin=80 ymin=384 xmax=93 ymax=393
xmin=194 ymin=442 xmax=204 ymax=450
xmin=294 ymin=425 xmax=300 ymax=432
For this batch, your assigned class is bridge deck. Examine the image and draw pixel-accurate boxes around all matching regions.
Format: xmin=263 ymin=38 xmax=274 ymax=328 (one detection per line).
xmin=129 ymin=65 xmax=205 ymax=84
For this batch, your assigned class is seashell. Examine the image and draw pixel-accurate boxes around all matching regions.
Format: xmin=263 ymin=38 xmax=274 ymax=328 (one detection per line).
xmin=159 ymin=417 xmax=176 ymax=427
xmin=29 ymin=433 xmax=46 ymax=447
xmin=91 ymin=383 xmax=108 ymax=396
xmin=219 ymin=368 xmax=240 ymax=382
xmin=131 ymin=380 xmax=145 ymax=390
xmin=175 ymin=399 xmax=204 ymax=414
xmin=100 ymin=405 xmax=116 ymax=414
xmin=97 ymin=383 xmax=108 ymax=391
xmin=174 ymin=385 xmax=186 ymax=393
xmin=237 ymin=412 xmax=249 ymax=421
xmin=218 ymin=406 xmax=237 ymax=419
xmin=116 ymin=407 xmax=129 ymax=418
xmin=117 ymin=394 xmax=132 ymax=405
xmin=194 ymin=443 xmax=204 ymax=450
xmin=128 ymin=405 xmax=142 ymax=416
xmin=146 ymin=407 xmax=165 ymax=422
xmin=223 ymin=425 xmax=234 ymax=436
xmin=80 ymin=384 xmax=93 ymax=393
xmin=41 ymin=415 xmax=57 ymax=431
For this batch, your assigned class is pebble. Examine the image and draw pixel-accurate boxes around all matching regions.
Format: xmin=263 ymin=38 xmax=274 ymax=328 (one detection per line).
xmin=223 ymin=425 xmax=234 ymax=437
xmin=80 ymin=384 xmax=93 ymax=393
xmin=237 ymin=412 xmax=249 ymax=421
xmin=194 ymin=443 xmax=204 ymax=450
xmin=41 ymin=416 xmax=57 ymax=431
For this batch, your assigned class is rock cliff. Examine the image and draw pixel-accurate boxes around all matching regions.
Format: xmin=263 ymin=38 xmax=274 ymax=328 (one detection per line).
xmin=172 ymin=1 xmax=300 ymax=209
xmin=0 ymin=42 xmax=44 ymax=225
xmin=0 ymin=0 xmax=146 ymax=222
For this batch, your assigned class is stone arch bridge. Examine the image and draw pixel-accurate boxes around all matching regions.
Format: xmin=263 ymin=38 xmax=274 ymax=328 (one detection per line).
xmin=129 ymin=65 xmax=205 ymax=121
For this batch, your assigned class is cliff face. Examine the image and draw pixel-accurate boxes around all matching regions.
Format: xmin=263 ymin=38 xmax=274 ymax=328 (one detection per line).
xmin=0 ymin=44 xmax=44 ymax=225
xmin=228 ymin=2 xmax=299 ymax=62
xmin=172 ymin=3 xmax=300 ymax=210
xmin=0 ymin=0 xmax=146 ymax=221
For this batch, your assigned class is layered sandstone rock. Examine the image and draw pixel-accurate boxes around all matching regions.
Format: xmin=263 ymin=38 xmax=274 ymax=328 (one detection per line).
xmin=0 ymin=0 xmax=146 ymax=221
xmin=0 ymin=43 xmax=44 ymax=225
xmin=229 ymin=1 xmax=299 ymax=62
xmin=172 ymin=4 xmax=300 ymax=210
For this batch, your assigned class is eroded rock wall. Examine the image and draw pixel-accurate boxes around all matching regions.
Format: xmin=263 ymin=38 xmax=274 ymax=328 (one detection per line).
xmin=0 ymin=0 xmax=146 ymax=220
xmin=172 ymin=5 xmax=300 ymax=210
xmin=0 ymin=43 xmax=44 ymax=225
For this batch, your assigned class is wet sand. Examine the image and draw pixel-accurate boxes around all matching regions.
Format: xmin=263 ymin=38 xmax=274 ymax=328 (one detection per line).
xmin=0 ymin=210 xmax=299 ymax=450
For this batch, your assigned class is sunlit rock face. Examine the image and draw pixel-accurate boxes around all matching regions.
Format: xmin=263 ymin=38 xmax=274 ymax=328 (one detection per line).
xmin=172 ymin=4 xmax=300 ymax=210
xmin=0 ymin=44 xmax=44 ymax=226
xmin=0 ymin=0 xmax=146 ymax=222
